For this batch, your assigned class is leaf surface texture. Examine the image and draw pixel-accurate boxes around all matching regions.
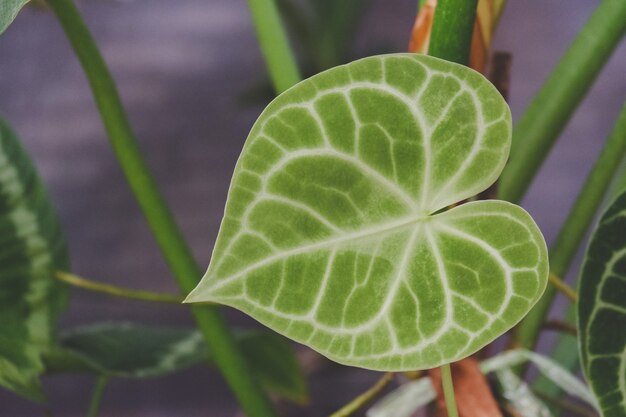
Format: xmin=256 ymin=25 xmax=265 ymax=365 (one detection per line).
xmin=0 ymin=117 xmax=68 ymax=400
xmin=187 ymin=54 xmax=548 ymax=370
xmin=579 ymin=190 xmax=626 ymax=417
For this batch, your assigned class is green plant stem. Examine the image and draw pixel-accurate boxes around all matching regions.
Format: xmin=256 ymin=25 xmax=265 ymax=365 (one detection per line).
xmin=548 ymin=273 xmax=577 ymax=303
xmin=86 ymin=375 xmax=109 ymax=417
xmin=516 ymin=102 xmax=626 ymax=351
xmin=428 ymin=0 xmax=478 ymax=65
xmin=441 ymin=364 xmax=459 ymax=417
xmin=246 ymin=0 xmax=301 ymax=94
xmin=55 ymin=271 xmax=184 ymax=304
xmin=498 ymin=0 xmax=626 ymax=203
xmin=328 ymin=373 xmax=394 ymax=417
xmin=46 ymin=1 xmax=276 ymax=416
xmin=323 ymin=0 xmax=371 ymax=69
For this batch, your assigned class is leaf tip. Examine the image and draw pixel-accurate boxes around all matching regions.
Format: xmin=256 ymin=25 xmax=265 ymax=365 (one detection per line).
xmin=183 ymin=279 xmax=219 ymax=305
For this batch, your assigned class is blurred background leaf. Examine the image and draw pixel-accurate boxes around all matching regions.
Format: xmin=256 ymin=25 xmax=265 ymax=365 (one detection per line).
xmin=0 ymin=116 xmax=69 ymax=401
xmin=277 ymin=0 xmax=372 ymax=72
xmin=578 ymin=185 xmax=626 ymax=417
xmin=494 ymin=368 xmax=552 ymax=417
xmin=45 ymin=322 xmax=308 ymax=403
xmin=241 ymin=0 xmax=376 ymax=105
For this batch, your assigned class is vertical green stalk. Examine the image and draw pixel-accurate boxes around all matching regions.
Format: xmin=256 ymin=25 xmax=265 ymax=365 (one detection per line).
xmin=86 ymin=375 xmax=109 ymax=417
xmin=498 ymin=0 xmax=626 ymax=203
xmin=324 ymin=0 xmax=371 ymax=69
xmin=516 ymin=102 xmax=626 ymax=351
xmin=428 ymin=0 xmax=478 ymax=65
xmin=246 ymin=0 xmax=301 ymax=94
xmin=46 ymin=1 xmax=276 ymax=416
xmin=441 ymin=364 xmax=459 ymax=417
xmin=531 ymin=102 xmax=626 ymax=400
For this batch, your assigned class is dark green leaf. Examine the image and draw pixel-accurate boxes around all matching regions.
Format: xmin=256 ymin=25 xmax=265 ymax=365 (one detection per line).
xmin=58 ymin=323 xmax=205 ymax=378
xmin=0 ymin=116 xmax=69 ymax=401
xmin=55 ymin=322 xmax=307 ymax=403
xmin=579 ymin=190 xmax=626 ymax=417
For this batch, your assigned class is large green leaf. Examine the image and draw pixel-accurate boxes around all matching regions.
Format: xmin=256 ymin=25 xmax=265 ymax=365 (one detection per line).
xmin=0 ymin=0 xmax=30 ymax=35
xmin=52 ymin=322 xmax=307 ymax=403
xmin=0 ymin=116 xmax=69 ymax=401
xmin=578 ymin=189 xmax=626 ymax=417
xmin=186 ymin=54 xmax=549 ymax=370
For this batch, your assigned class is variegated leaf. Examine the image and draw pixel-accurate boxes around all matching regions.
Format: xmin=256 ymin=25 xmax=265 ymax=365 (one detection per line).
xmin=0 ymin=116 xmax=69 ymax=401
xmin=53 ymin=322 xmax=308 ymax=403
xmin=187 ymin=54 xmax=548 ymax=370
xmin=579 ymin=189 xmax=626 ymax=417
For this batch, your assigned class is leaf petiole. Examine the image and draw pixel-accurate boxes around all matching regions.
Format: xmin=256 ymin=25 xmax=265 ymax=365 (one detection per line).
xmin=328 ymin=372 xmax=394 ymax=417
xmin=441 ymin=363 xmax=459 ymax=417
xmin=55 ymin=271 xmax=185 ymax=304
xmin=428 ymin=0 xmax=478 ymax=65
xmin=86 ymin=375 xmax=109 ymax=417
xmin=548 ymin=273 xmax=577 ymax=303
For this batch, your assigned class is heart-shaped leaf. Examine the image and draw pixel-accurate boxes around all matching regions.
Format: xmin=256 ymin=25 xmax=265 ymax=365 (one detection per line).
xmin=186 ymin=54 xmax=548 ymax=370
xmin=578 ymin=189 xmax=626 ymax=417
xmin=0 ymin=116 xmax=69 ymax=401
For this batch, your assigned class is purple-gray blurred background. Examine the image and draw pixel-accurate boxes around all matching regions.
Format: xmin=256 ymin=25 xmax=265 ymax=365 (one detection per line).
xmin=0 ymin=0 xmax=624 ymax=415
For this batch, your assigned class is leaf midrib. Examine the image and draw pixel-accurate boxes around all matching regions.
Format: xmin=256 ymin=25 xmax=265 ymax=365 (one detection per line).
xmin=196 ymin=212 xmax=437 ymax=297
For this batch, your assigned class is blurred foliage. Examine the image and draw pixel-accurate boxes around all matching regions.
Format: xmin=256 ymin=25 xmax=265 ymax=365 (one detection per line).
xmin=0 ymin=116 xmax=69 ymax=401
xmin=46 ymin=322 xmax=309 ymax=403
xmin=241 ymin=0 xmax=375 ymax=105
xmin=277 ymin=0 xmax=373 ymax=73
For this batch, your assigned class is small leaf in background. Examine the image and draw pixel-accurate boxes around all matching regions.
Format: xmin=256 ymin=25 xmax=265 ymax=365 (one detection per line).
xmin=186 ymin=53 xmax=548 ymax=371
xmin=494 ymin=368 xmax=552 ymax=417
xmin=482 ymin=349 xmax=596 ymax=406
xmin=578 ymin=189 xmax=626 ymax=417
xmin=368 ymin=349 xmax=595 ymax=417
xmin=0 ymin=117 xmax=69 ymax=401
xmin=57 ymin=323 xmax=205 ymax=378
xmin=0 ymin=0 xmax=30 ymax=35
xmin=54 ymin=322 xmax=308 ymax=403
xmin=429 ymin=358 xmax=503 ymax=417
